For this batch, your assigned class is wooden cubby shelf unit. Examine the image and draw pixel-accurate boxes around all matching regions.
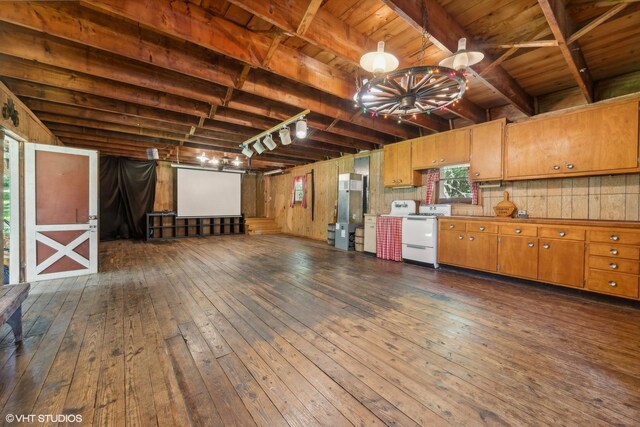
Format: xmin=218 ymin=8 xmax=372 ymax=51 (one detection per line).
xmin=146 ymin=212 xmax=245 ymax=241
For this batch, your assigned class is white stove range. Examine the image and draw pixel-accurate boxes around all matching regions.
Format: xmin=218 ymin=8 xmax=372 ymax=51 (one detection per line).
xmin=384 ymin=200 xmax=451 ymax=267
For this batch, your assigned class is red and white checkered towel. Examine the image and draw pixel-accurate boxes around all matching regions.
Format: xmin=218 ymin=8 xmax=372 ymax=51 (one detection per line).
xmin=376 ymin=216 xmax=402 ymax=261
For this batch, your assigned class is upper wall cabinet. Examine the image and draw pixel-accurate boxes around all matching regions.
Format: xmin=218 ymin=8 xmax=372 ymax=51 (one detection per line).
xmin=384 ymin=140 xmax=420 ymax=187
xmin=505 ymin=100 xmax=639 ymax=180
xmin=411 ymin=128 xmax=470 ymax=170
xmin=469 ymin=119 xmax=505 ymax=181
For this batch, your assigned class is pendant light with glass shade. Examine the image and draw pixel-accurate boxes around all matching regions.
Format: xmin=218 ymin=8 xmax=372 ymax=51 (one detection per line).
xmin=359 ymin=41 xmax=399 ymax=75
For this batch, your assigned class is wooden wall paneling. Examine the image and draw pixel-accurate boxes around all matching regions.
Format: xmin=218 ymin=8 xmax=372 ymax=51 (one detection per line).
xmin=153 ymin=163 xmax=175 ymax=212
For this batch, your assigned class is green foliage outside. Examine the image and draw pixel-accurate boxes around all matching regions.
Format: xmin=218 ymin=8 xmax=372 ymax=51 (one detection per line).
xmin=440 ymin=166 xmax=471 ymax=199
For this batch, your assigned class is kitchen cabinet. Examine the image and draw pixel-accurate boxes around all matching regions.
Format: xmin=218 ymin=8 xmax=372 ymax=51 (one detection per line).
xmin=437 ymin=217 xmax=640 ymax=300
xmin=538 ymin=239 xmax=585 ymax=287
xmin=469 ymin=119 xmax=505 ymax=181
xmin=411 ymin=128 xmax=470 ymax=170
xmin=497 ymin=235 xmax=538 ymax=279
xmin=384 ymin=141 xmax=420 ymax=187
xmin=505 ymin=100 xmax=639 ymax=180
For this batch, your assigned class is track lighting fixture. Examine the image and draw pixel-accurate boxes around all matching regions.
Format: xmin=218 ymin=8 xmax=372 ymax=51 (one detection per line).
xmin=232 ymin=156 xmax=242 ymax=167
xmin=253 ymin=139 xmax=266 ymax=155
xmin=279 ymin=126 xmax=292 ymax=145
xmin=295 ymin=117 xmax=308 ymax=139
xmin=239 ymin=109 xmax=309 ymax=157
xmin=263 ymin=134 xmax=277 ymax=150
xmin=242 ymin=146 xmax=253 ymax=158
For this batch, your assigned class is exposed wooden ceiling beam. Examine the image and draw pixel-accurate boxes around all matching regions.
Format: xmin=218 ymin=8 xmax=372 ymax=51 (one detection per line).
xmin=567 ymin=3 xmax=629 ymax=44
xmin=296 ymin=0 xmax=324 ymax=36
xmin=80 ymin=0 xmax=355 ymax=99
xmin=224 ymin=0 xmax=484 ymax=123
xmin=0 ymin=1 xmax=419 ymax=138
xmin=489 ymin=41 xmax=559 ymax=49
xmin=538 ymin=0 xmax=595 ymax=103
xmin=381 ymin=0 xmax=535 ymax=117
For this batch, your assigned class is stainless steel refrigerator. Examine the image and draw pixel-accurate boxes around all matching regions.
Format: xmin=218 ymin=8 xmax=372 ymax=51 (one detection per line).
xmin=335 ymin=173 xmax=363 ymax=250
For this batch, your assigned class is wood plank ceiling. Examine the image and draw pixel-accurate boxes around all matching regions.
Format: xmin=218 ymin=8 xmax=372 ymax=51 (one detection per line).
xmin=0 ymin=0 xmax=638 ymax=170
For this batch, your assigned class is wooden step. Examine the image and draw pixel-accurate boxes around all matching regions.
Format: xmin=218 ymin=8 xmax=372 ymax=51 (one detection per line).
xmin=245 ymin=217 xmax=281 ymax=235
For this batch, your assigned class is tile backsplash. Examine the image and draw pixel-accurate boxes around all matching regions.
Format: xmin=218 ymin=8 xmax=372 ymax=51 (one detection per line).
xmin=480 ymin=174 xmax=640 ymax=221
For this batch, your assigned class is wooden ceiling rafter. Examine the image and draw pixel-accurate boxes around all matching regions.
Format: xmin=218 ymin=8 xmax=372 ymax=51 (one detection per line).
xmin=296 ymin=0 xmax=324 ymax=36
xmin=538 ymin=0 xmax=595 ymax=103
xmin=223 ymin=0 xmax=485 ymax=124
xmin=0 ymin=1 xmax=415 ymax=140
xmin=381 ymin=0 xmax=535 ymax=117
xmin=567 ymin=3 xmax=629 ymax=44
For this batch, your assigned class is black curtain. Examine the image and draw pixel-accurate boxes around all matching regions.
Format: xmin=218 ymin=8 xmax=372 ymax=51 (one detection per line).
xmin=100 ymin=157 xmax=157 ymax=240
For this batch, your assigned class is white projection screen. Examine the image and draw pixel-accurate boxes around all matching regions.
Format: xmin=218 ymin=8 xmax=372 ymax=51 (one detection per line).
xmin=176 ymin=168 xmax=242 ymax=217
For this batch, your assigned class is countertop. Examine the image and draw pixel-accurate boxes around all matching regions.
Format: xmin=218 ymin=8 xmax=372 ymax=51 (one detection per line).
xmin=443 ymin=215 xmax=640 ymax=230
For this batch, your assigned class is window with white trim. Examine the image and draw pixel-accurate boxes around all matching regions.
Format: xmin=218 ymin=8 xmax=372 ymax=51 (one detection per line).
xmin=438 ymin=165 xmax=472 ymax=204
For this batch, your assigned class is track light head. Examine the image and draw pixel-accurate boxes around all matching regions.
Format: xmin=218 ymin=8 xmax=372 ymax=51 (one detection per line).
xmin=263 ymin=134 xmax=277 ymax=150
xmin=241 ymin=146 xmax=253 ymax=158
xmin=279 ymin=126 xmax=292 ymax=145
xmin=295 ymin=118 xmax=308 ymax=139
xmin=253 ymin=139 xmax=266 ymax=154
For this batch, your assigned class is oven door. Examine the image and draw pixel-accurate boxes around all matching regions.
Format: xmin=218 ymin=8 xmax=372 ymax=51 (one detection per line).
xmin=402 ymin=216 xmax=436 ymax=247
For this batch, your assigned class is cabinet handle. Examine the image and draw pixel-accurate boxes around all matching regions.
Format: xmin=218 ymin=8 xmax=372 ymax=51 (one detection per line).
xmin=449 ymin=224 xmax=455 ymax=229
xmin=528 ymin=242 xmax=535 ymax=248
xmin=440 ymin=158 xmax=445 ymax=162
xmin=610 ymin=235 xmax=619 ymax=241
xmin=474 ymin=172 xmax=480 ymax=177
xmin=608 ymin=281 xmax=617 ymax=287
xmin=552 ymin=165 xmax=561 ymax=170
xmin=559 ymin=231 xmax=566 ymax=237
xmin=609 ymin=263 xmax=618 ymax=269
xmin=566 ymin=163 xmax=574 ymax=169
xmin=543 ymin=243 xmax=550 ymax=249
xmin=479 ymin=226 xmax=485 ymax=231
xmin=469 ymin=236 xmax=475 ymax=241
xmin=458 ymin=235 xmax=464 ymax=240
xmin=610 ymin=249 xmax=618 ymax=255
xmin=515 ymin=228 xmax=522 ymax=234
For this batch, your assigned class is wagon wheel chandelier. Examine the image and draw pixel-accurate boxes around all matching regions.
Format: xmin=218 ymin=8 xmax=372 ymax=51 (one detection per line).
xmin=354 ymin=1 xmax=483 ymax=118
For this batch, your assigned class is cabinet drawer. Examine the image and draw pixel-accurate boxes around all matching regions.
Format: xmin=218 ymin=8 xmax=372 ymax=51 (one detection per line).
xmin=586 ymin=270 xmax=639 ymax=298
xmin=590 ymin=230 xmax=640 ymax=245
xmin=589 ymin=243 xmax=639 ymax=260
xmin=466 ymin=223 xmax=498 ymax=234
xmin=499 ymin=224 xmax=537 ymax=237
xmin=440 ymin=220 xmax=466 ymax=231
xmin=539 ymin=227 xmax=585 ymax=241
xmin=589 ymin=256 xmax=639 ymax=275
xmin=364 ymin=215 xmax=378 ymax=225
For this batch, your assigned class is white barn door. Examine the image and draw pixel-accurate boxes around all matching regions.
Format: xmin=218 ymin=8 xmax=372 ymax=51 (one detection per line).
xmin=25 ymin=144 xmax=98 ymax=281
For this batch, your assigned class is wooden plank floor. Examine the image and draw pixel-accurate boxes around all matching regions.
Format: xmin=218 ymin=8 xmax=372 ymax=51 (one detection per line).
xmin=1 ymin=235 xmax=639 ymax=426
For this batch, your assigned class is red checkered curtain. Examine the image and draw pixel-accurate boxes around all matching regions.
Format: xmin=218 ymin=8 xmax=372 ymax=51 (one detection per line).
xmin=376 ymin=216 xmax=403 ymax=261
xmin=290 ymin=175 xmax=307 ymax=208
xmin=424 ymin=170 xmax=440 ymax=205
xmin=468 ymin=168 xmax=479 ymax=205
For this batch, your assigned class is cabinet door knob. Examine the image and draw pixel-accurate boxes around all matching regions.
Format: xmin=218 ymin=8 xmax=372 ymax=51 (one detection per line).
xmin=474 ymin=172 xmax=480 ymax=177
xmin=528 ymin=242 xmax=535 ymax=248
xmin=610 ymin=249 xmax=618 ymax=255
xmin=543 ymin=243 xmax=550 ymax=249
xmin=609 ymin=263 xmax=618 ymax=269
xmin=440 ymin=158 xmax=445 ymax=162
xmin=458 ymin=235 xmax=464 ymax=240
xmin=479 ymin=226 xmax=485 ymax=231
xmin=610 ymin=235 xmax=619 ymax=241
xmin=449 ymin=224 xmax=455 ymax=229
xmin=397 ymin=179 xmax=402 ymax=183
xmin=608 ymin=281 xmax=617 ymax=287
xmin=515 ymin=228 xmax=522 ymax=234
xmin=552 ymin=165 xmax=561 ymax=170
xmin=559 ymin=231 xmax=566 ymax=237
xmin=566 ymin=163 xmax=574 ymax=169
xmin=431 ymin=159 xmax=436 ymax=163
xmin=469 ymin=236 xmax=475 ymax=241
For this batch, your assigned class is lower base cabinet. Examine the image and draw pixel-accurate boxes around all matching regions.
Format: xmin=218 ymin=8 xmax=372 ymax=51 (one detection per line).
xmin=538 ymin=239 xmax=585 ymax=288
xmin=497 ymin=235 xmax=538 ymax=279
xmin=438 ymin=218 xmax=640 ymax=301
